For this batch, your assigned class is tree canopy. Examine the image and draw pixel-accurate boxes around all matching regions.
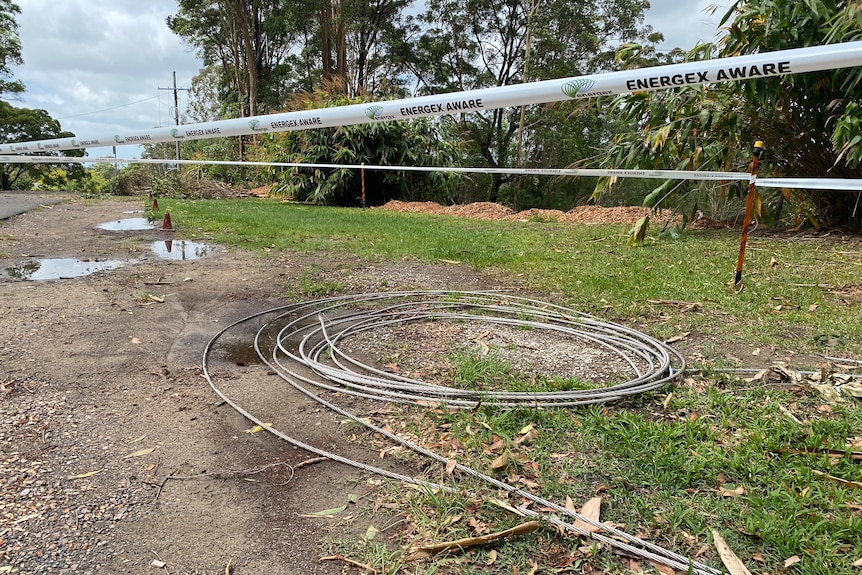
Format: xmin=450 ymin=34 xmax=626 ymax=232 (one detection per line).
xmin=0 ymin=0 xmax=24 ymax=98
xmin=596 ymin=0 xmax=862 ymax=227
xmin=164 ymin=0 xmax=662 ymax=207
xmin=0 ymin=101 xmax=84 ymax=190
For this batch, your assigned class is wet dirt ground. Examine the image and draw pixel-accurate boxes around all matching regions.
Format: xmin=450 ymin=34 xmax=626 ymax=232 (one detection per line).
xmin=0 ymin=195 xmax=505 ymax=574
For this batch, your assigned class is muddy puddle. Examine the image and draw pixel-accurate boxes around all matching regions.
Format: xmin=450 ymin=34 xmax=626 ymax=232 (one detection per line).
xmin=5 ymin=258 xmax=129 ymax=280
xmin=150 ymin=240 xmax=214 ymax=260
xmin=97 ymin=217 xmax=155 ymax=231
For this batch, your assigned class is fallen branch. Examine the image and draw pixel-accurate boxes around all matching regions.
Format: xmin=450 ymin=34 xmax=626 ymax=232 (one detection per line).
xmin=406 ymin=521 xmax=541 ymax=561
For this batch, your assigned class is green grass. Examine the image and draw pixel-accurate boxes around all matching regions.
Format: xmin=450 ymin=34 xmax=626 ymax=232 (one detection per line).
xmin=381 ymin=378 xmax=862 ymax=574
xmin=160 ymin=198 xmax=862 ymax=574
xmin=166 ymin=198 xmax=862 ymax=358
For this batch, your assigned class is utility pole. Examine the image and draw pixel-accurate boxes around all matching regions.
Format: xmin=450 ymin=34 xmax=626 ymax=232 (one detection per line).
xmin=159 ymin=71 xmax=190 ymax=161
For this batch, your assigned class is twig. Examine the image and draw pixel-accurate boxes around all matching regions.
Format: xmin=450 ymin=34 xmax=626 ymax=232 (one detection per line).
xmin=778 ymin=404 xmax=802 ymax=424
xmin=277 ymin=456 xmax=329 ymax=485
xmin=148 ymin=460 xmax=309 ymax=492
xmin=776 ymin=447 xmax=862 ymax=461
xmin=150 ymin=455 xmax=161 ymax=480
xmin=293 ymin=456 xmax=329 ymax=470
xmin=320 ymin=554 xmax=378 ymax=574
xmin=647 ymin=299 xmax=700 ymax=311
xmin=166 ymin=461 xmax=294 ymax=480
xmin=224 ymin=558 xmax=233 ymax=575
xmin=151 ymin=470 xmax=176 ymax=502
xmin=811 ymin=469 xmax=862 ymax=490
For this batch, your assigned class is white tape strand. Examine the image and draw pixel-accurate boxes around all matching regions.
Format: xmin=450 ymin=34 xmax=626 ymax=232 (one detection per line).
xmin=0 ymin=155 xmax=749 ymax=180
xmin=755 ymin=177 xmax=862 ymax=191
xmin=3 ymin=41 xmax=862 ymax=154
xmin=3 ymin=155 xmax=860 ymax=190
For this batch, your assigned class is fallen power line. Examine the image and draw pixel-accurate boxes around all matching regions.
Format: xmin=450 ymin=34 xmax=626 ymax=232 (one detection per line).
xmin=203 ymin=290 xmax=729 ymax=575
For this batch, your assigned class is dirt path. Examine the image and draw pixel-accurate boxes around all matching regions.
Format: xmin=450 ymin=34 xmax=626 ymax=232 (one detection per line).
xmin=0 ymin=196 xmax=495 ymax=574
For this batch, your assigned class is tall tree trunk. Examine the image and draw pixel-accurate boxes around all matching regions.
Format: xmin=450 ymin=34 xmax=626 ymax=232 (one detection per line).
xmin=319 ymin=0 xmax=333 ymax=84
xmin=226 ymin=0 xmax=259 ymax=118
xmin=334 ymin=0 xmax=347 ymax=93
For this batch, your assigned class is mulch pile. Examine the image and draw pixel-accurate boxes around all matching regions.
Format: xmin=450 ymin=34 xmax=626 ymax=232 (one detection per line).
xmin=380 ymin=200 xmax=686 ymax=226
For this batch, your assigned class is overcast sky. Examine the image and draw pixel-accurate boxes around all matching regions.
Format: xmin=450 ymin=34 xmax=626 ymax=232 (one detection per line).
xmin=12 ymin=0 xmax=726 ymax=158
xmin=644 ymin=1 xmax=729 ymax=52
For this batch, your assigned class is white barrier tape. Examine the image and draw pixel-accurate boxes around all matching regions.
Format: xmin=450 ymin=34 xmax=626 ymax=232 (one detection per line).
xmin=755 ymin=177 xmax=862 ymax=191
xmin=0 ymin=155 xmax=749 ymax=181
xmin=3 ymin=155 xmax=860 ymax=190
xmin=2 ymin=41 xmax=862 ymax=154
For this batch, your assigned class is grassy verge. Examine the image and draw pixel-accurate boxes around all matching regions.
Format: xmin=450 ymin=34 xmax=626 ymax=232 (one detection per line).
xmin=162 ymin=198 xmax=861 ymax=574
xmin=167 ymin=198 xmax=862 ymax=359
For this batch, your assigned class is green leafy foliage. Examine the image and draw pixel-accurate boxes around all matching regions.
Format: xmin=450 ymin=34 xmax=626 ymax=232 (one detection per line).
xmin=0 ymin=101 xmax=84 ymax=190
xmin=0 ymin=0 xmax=24 ymax=98
xmin=257 ymin=92 xmax=463 ymax=206
xmin=598 ymin=1 xmax=862 ymax=228
xmin=626 ymin=215 xmax=649 ymax=245
xmin=104 ymin=165 xmax=152 ymax=196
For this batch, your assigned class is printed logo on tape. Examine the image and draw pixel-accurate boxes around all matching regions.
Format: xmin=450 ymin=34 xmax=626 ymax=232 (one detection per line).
xmin=561 ymin=78 xmax=595 ymax=98
xmin=365 ymin=105 xmax=383 ymax=120
xmin=249 ymin=119 xmax=268 ymax=132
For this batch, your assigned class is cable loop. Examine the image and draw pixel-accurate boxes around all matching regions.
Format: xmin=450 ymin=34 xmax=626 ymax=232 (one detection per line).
xmin=203 ymin=291 xmax=722 ymax=575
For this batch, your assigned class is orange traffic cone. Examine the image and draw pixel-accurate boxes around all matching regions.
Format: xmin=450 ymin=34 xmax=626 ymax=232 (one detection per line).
xmin=152 ymin=198 xmax=159 ymax=210
xmin=161 ymin=211 xmax=174 ymax=231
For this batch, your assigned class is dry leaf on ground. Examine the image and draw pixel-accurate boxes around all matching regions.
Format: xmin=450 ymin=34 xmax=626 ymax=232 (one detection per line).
xmin=571 ymin=496 xmax=602 ymax=534
xmin=711 ymin=530 xmax=752 ymax=575
xmin=123 ymin=447 xmax=156 ymax=459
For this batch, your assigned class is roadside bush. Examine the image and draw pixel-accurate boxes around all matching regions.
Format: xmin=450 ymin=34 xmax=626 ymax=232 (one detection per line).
xmin=105 ymin=165 xmax=152 ymax=196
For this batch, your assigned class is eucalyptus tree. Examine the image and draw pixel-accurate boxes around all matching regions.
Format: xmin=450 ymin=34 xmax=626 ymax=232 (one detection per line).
xmin=409 ymin=0 xmax=654 ymax=204
xmin=344 ymin=0 xmax=413 ymax=96
xmin=0 ymin=0 xmax=23 ymax=99
xmin=168 ymin=0 xmax=304 ymax=118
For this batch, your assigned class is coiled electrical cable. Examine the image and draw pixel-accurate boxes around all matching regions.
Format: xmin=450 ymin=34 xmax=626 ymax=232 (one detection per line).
xmin=203 ymin=291 xmax=724 ymax=575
